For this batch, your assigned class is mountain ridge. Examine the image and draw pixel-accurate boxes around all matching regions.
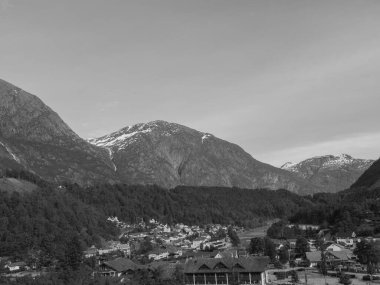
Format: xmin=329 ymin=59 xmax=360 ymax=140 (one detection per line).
xmin=89 ymin=120 xmax=318 ymax=194
xmin=281 ymin=154 xmax=374 ymax=193
xmin=0 ymin=78 xmax=118 ymax=185
xmin=0 ymin=78 xmax=375 ymax=194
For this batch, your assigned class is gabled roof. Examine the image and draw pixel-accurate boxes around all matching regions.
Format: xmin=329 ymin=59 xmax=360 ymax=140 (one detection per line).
xmin=328 ymin=251 xmax=350 ymax=261
xmin=8 ymin=262 xmax=26 ymax=267
xmin=184 ymin=256 xmax=269 ymax=273
xmin=306 ymin=250 xmax=352 ymax=263
xmin=326 ymin=243 xmax=346 ymax=250
xmin=103 ymin=258 xmax=139 ymax=272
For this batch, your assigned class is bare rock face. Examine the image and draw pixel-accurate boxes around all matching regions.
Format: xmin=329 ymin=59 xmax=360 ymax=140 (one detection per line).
xmin=89 ymin=120 xmax=315 ymax=194
xmin=0 ymin=79 xmax=117 ymax=185
xmin=281 ymin=154 xmax=374 ymax=193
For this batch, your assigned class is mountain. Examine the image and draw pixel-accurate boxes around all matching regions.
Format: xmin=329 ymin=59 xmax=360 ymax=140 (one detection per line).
xmin=351 ymin=157 xmax=380 ymax=189
xmin=281 ymin=154 xmax=374 ymax=193
xmin=2 ymin=78 xmax=372 ymax=195
xmin=89 ymin=120 xmax=316 ymax=194
xmin=0 ymin=78 xmax=117 ymax=185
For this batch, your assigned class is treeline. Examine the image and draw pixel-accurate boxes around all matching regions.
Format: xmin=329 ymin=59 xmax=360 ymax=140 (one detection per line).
xmin=0 ymin=170 xmax=316 ymax=260
xmin=289 ymin=186 xmax=380 ymax=236
xmin=4 ymin=168 xmax=380 ymax=262
xmin=0 ymin=181 xmax=118 ymax=260
xmin=65 ymin=183 xmax=314 ymax=227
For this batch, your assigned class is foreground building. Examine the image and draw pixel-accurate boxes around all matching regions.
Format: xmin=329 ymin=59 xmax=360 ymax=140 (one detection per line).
xmin=184 ymin=256 xmax=270 ymax=285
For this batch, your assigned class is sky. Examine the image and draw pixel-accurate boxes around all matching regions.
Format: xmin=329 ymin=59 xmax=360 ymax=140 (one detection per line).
xmin=1 ymin=0 xmax=380 ymax=166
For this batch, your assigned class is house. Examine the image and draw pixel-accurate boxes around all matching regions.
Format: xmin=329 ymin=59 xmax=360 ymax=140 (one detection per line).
xmin=148 ymin=248 xmax=169 ymax=261
xmin=98 ymin=247 xmax=118 ymax=255
xmin=326 ymin=243 xmax=347 ymax=252
xmin=117 ymin=243 xmax=131 ymax=255
xmin=336 ymin=237 xmax=354 ymax=248
xmin=213 ymin=249 xmax=240 ymax=259
xmin=96 ymin=257 xmax=140 ymax=277
xmin=192 ymin=237 xmax=207 ymax=249
xmin=184 ymin=256 xmax=270 ymax=285
xmin=5 ymin=261 xmax=26 ymax=272
xmin=83 ymin=246 xmax=97 ymax=258
xmin=306 ymin=250 xmax=354 ymax=268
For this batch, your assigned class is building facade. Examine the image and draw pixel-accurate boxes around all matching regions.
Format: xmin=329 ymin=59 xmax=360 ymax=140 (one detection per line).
xmin=184 ymin=256 xmax=269 ymax=285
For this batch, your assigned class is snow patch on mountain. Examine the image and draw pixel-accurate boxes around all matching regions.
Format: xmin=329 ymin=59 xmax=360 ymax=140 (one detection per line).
xmin=281 ymin=154 xmax=373 ymax=172
xmin=281 ymin=162 xmax=296 ymax=170
xmin=106 ymin=148 xmax=117 ymax=172
xmin=0 ymin=141 xmax=21 ymax=163
xmin=201 ymin=133 xmax=212 ymax=143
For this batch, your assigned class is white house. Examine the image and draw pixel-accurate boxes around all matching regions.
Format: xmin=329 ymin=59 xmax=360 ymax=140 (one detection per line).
xmin=83 ymin=246 xmax=98 ymax=258
xmin=148 ymin=249 xmax=169 ymax=261
xmin=326 ymin=243 xmax=346 ymax=251
xmin=6 ymin=262 xmax=26 ymax=272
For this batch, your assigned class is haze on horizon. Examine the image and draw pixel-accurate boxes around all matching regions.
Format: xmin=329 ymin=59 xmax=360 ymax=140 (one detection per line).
xmin=1 ymin=0 xmax=380 ymax=166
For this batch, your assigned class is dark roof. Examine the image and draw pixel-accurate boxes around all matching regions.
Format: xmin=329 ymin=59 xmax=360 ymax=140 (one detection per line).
xmin=184 ymin=256 xmax=269 ymax=274
xmin=328 ymin=251 xmax=351 ymax=261
xmin=8 ymin=262 xmax=26 ymax=267
xmin=306 ymin=251 xmax=322 ymax=263
xmin=103 ymin=258 xmax=139 ymax=272
xmin=306 ymin=250 xmax=352 ymax=263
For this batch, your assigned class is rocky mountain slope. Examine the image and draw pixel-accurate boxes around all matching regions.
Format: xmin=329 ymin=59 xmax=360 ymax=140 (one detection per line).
xmin=1 ymin=78 xmax=374 ymax=194
xmin=0 ymin=78 xmax=117 ymax=185
xmin=351 ymin=157 xmax=380 ymax=189
xmin=281 ymin=154 xmax=374 ymax=193
xmin=89 ymin=120 xmax=316 ymax=194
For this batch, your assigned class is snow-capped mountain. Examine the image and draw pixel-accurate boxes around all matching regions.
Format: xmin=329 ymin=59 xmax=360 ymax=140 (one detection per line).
xmin=281 ymin=154 xmax=374 ymax=193
xmin=89 ymin=120 xmax=315 ymax=193
xmin=1 ymin=78 xmax=374 ymax=195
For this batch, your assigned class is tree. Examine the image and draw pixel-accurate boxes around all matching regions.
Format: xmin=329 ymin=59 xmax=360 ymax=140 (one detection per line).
xmin=139 ymin=237 xmax=153 ymax=255
xmin=263 ymin=237 xmax=277 ymax=262
xmin=354 ymin=240 xmax=380 ymax=276
xmin=290 ymin=270 xmax=299 ymax=283
xmin=295 ymin=237 xmax=309 ymax=257
xmin=64 ymin=235 xmax=83 ymax=271
xmin=278 ymin=246 xmax=290 ymax=265
xmin=319 ymin=250 xmax=328 ymax=276
xmin=339 ymin=274 xmax=352 ymax=285
xmin=248 ymin=237 xmax=265 ymax=255
xmin=212 ymin=228 xmax=226 ymax=241
xmin=227 ymin=226 xmax=240 ymax=247
xmin=315 ymin=237 xmax=325 ymax=251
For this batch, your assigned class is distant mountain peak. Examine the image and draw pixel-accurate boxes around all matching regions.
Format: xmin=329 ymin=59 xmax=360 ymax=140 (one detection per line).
xmin=89 ymin=120 xmax=215 ymax=151
xmin=281 ymin=154 xmax=374 ymax=193
xmin=89 ymin=120 xmax=312 ymax=192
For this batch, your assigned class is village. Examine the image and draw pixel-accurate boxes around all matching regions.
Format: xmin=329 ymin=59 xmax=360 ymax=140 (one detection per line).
xmin=2 ymin=217 xmax=380 ymax=285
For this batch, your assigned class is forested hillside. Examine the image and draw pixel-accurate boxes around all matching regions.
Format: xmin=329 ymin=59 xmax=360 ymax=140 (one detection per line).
xmin=0 ymin=170 xmax=313 ymax=260
xmin=289 ymin=185 xmax=380 ymax=236
xmin=3 ymin=169 xmax=380 ymax=263
xmin=66 ymin=184 xmax=312 ymax=226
